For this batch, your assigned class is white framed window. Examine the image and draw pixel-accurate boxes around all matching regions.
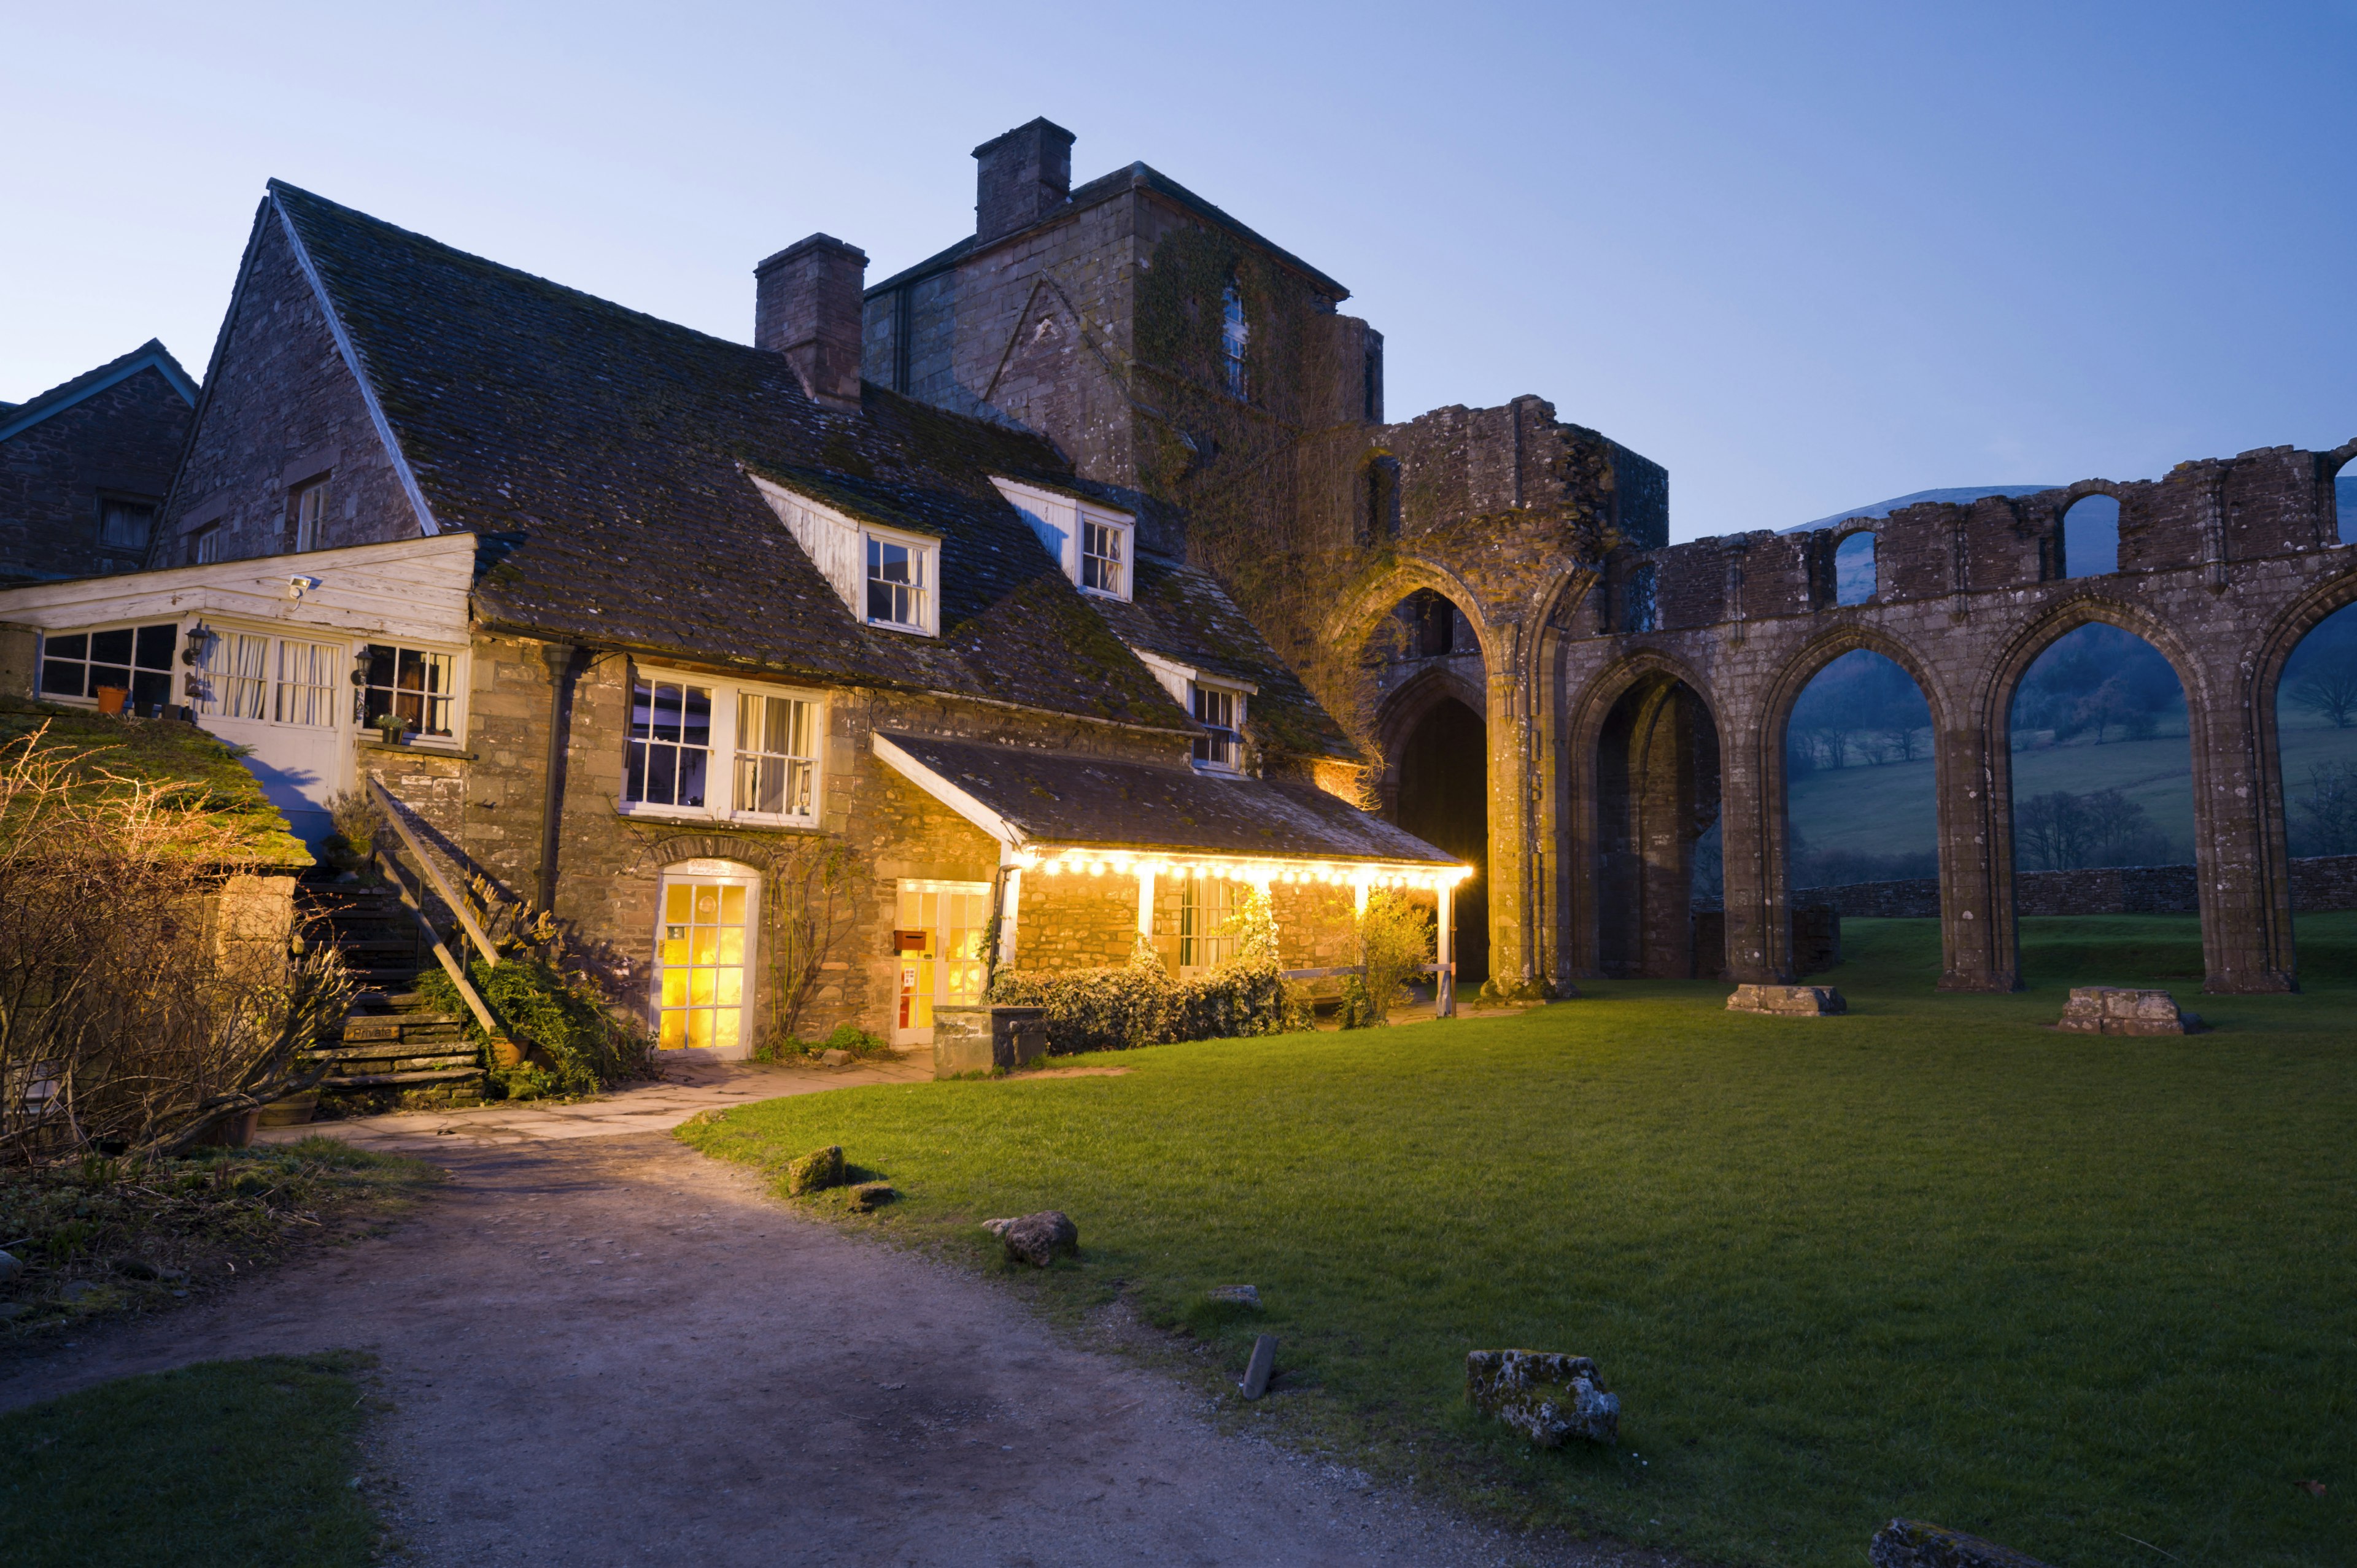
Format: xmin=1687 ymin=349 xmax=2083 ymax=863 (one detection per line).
xmin=654 ymin=860 xmax=759 ymax=1054
xmin=358 ymin=643 xmax=460 ymax=741
xmin=623 ymin=666 xmax=824 ymax=827
xmin=1191 ymin=682 xmax=1245 ymax=772
xmin=988 ymin=476 xmax=1135 ymax=603
xmin=1179 ymin=876 xmax=1240 ymax=972
xmin=276 ymin=639 xmax=343 ymax=728
xmin=196 ymin=631 xmax=270 ymax=719
xmin=864 ymin=527 xmax=935 ymax=634
xmin=39 ymin=622 xmax=179 ymax=709
xmin=292 ymin=477 xmax=330 ymax=552
xmin=1082 ymin=517 xmax=1124 ymax=596
xmin=191 ymin=526 xmax=220 ymax=565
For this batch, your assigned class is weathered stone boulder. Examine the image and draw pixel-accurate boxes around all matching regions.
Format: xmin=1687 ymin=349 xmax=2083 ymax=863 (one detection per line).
xmin=1726 ymin=984 xmax=1846 ymax=1016
xmin=783 ymin=1145 xmax=845 ymax=1196
xmin=849 ymin=1181 xmax=895 ymax=1211
xmin=0 ymin=1249 xmax=20 ymax=1286
xmin=983 ymin=1211 xmax=1078 ymax=1267
xmin=1207 ymin=1284 xmax=1261 ymax=1308
xmin=1465 ymin=1350 xmax=1619 ymax=1446
xmin=1869 ymin=1518 xmax=2053 ymax=1567
xmin=818 ymin=1048 xmax=853 ymax=1066
xmin=2056 ymin=987 xmax=2203 ymax=1036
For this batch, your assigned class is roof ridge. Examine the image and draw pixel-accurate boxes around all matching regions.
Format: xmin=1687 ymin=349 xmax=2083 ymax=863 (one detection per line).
xmin=0 ymin=339 xmax=196 ymax=442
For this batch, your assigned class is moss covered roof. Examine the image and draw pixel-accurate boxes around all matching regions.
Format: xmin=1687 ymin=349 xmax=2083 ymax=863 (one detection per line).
xmin=271 ymin=182 xmax=1194 ymax=735
xmin=0 ymin=697 xmax=310 ymax=868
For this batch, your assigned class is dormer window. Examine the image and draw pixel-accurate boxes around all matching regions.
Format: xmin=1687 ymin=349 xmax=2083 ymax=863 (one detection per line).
xmin=865 ymin=531 xmax=930 ymax=630
xmin=1082 ymin=517 xmax=1124 ymax=595
xmin=988 ymin=476 xmax=1134 ymax=603
xmin=1191 ymin=682 xmax=1244 ymax=772
xmin=745 ymin=473 xmax=941 ymax=638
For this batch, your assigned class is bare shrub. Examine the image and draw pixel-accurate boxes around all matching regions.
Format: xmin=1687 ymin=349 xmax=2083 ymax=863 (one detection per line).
xmin=0 ymin=725 xmax=351 ymax=1165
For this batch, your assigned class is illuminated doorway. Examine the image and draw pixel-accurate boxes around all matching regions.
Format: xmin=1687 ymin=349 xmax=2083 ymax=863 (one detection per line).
xmin=654 ymin=860 xmax=759 ymax=1054
xmin=892 ymin=881 xmax=991 ymax=1047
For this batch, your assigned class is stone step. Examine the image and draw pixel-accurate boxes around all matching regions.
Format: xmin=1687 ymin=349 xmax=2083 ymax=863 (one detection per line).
xmin=309 ymin=1046 xmax=479 ymax=1070
xmin=320 ymin=1066 xmax=484 ymax=1089
xmin=336 ymin=1012 xmax=463 ymax=1042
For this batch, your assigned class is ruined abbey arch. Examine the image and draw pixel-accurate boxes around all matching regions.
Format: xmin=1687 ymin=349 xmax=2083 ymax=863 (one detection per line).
xmin=1286 ymin=425 xmax=2357 ymax=997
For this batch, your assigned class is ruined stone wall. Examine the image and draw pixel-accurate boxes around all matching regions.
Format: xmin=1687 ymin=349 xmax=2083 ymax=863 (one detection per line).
xmin=0 ymin=367 xmax=192 ymax=581
xmin=160 ymin=213 xmax=421 ymax=567
xmin=1557 ymin=438 xmax=2357 ymax=995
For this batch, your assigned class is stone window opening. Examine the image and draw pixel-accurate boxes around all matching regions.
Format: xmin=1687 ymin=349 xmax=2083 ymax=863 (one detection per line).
xmin=1624 ymin=562 xmax=1660 ymax=631
xmin=2334 ymin=457 xmax=2355 ymax=547
xmin=40 ymin=622 xmax=178 ymax=710
xmin=1833 ymin=533 xmax=1876 ymax=606
xmin=359 ymin=643 xmax=460 ymax=741
xmin=1363 ymin=458 xmax=1398 ymax=547
xmin=191 ymin=525 xmax=220 ymax=565
xmin=625 ymin=667 xmax=823 ymax=827
xmin=864 ymin=528 xmax=934 ymax=633
xmin=97 ymin=496 xmax=155 ymax=552
xmin=2061 ymin=493 xmax=2120 ymax=578
xmin=1220 ymin=278 xmax=1248 ymax=399
xmin=1191 ymin=682 xmax=1245 ymax=772
xmin=290 ymin=476 xmax=331 ymax=553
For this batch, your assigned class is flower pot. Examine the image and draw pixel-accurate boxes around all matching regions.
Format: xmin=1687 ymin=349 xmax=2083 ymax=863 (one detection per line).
xmin=95 ymin=686 xmax=130 ymax=715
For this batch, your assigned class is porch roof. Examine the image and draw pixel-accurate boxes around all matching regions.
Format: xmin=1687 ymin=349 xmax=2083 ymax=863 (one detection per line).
xmin=871 ymin=732 xmax=1460 ymax=869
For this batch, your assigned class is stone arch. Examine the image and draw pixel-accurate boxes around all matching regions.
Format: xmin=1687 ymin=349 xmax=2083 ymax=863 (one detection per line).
xmin=1321 ymin=555 xmax=1501 ymax=674
xmin=2324 ymin=438 xmax=2357 ymax=548
xmin=2245 ymin=570 xmax=2357 ymax=980
xmin=632 ymin=832 xmax=790 ymax=876
xmin=1565 ymin=649 xmax=1725 ymax=979
xmin=1741 ymin=624 xmax=1949 ymax=983
xmin=1372 ymin=664 xmax=1488 ymax=815
xmin=1978 ymin=594 xmax=2223 ymax=986
xmin=1830 ymin=524 xmax=1879 ymax=606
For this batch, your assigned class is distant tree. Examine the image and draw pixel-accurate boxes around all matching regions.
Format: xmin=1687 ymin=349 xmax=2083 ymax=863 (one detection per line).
xmin=2292 ymin=762 xmax=2357 ymax=856
xmin=2018 ymin=787 xmax=2172 ymax=870
xmin=1856 ymin=730 xmax=1894 ymax=767
xmin=2290 ymin=653 xmax=2357 ymax=730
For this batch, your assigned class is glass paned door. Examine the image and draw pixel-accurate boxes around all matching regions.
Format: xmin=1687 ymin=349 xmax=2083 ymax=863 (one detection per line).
xmin=655 ymin=870 xmax=756 ymax=1052
xmin=892 ymin=883 xmax=991 ymax=1044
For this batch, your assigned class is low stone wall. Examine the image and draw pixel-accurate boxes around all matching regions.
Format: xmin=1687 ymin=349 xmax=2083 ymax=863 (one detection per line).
xmin=1798 ymin=854 xmax=2357 ymax=919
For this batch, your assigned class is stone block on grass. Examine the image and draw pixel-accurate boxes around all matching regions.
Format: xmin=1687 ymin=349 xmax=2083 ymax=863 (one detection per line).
xmin=1726 ymin=984 xmax=1846 ymax=1016
xmin=1207 ymin=1284 xmax=1261 ymax=1308
xmin=849 ymin=1181 xmax=895 ymax=1211
xmin=784 ymin=1145 xmax=845 ymax=1196
xmin=1868 ymin=1518 xmax=2052 ymax=1567
xmin=982 ymin=1211 xmax=1078 ymax=1267
xmin=2056 ymin=987 xmax=2202 ymax=1036
xmin=1465 ymin=1350 xmax=1619 ymax=1446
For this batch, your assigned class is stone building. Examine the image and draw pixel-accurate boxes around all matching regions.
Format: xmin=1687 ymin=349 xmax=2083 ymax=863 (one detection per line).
xmin=7 ymin=114 xmax=2351 ymax=1025
xmin=0 ymin=175 xmax=1463 ymax=1059
xmin=0 ymin=340 xmax=197 ymax=584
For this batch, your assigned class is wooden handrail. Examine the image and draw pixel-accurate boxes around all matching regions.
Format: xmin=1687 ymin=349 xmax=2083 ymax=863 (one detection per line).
xmin=366 ymin=773 xmax=500 ymax=968
xmin=375 ymin=848 xmax=507 ymax=1045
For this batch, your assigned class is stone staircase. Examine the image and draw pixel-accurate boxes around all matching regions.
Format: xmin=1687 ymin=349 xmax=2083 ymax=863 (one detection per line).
xmin=295 ymin=882 xmax=485 ymax=1103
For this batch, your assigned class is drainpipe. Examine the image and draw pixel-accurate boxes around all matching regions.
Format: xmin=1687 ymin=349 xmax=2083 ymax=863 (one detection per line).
xmin=536 ymin=643 xmax=581 ymax=915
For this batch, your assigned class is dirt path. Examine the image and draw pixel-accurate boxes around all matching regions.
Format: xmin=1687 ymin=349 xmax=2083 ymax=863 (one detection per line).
xmin=2 ymin=1118 xmax=1670 ymax=1566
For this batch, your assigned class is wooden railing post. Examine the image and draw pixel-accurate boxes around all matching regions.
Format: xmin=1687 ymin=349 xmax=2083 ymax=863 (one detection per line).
xmin=373 ymin=848 xmax=516 ymax=1063
xmin=367 ymin=774 xmax=501 ymax=968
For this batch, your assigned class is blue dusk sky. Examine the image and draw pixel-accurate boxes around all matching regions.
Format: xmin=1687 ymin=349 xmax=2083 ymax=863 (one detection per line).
xmin=4 ymin=1 xmax=2352 ymax=541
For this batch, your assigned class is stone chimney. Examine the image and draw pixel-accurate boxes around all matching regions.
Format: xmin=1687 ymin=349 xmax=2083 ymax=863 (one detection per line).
xmin=754 ymin=234 xmax=867 ymax=412
xmin=973 ymin=118 xmax=1075 ymax=245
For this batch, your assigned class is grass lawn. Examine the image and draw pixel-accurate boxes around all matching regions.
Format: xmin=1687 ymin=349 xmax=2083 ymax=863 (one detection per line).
xmin=0 ymin=1354 xmax=380 ymax=1566
xmin=681 ymin=915 xmax=2356 ymax=1567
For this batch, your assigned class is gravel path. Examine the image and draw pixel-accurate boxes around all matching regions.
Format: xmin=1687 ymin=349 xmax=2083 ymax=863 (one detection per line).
xmin=2 ymin=1119 xmax=1674 ymax=1566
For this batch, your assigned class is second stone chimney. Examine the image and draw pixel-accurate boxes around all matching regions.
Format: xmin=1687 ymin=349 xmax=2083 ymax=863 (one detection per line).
xmin=754 ymin=234 xmax=868 ymax=412
xmin=973 ymin=118 xmax=1075 ymax=245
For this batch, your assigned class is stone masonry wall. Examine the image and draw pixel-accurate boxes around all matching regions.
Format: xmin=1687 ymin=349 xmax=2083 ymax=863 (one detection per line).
xmin=161 ymin=212 xmax=421 ymax=566
xmin=0 ymin=367 xmax=192 ymax=581
xmin=1805 ymin=855 xmax=2357 ymax=919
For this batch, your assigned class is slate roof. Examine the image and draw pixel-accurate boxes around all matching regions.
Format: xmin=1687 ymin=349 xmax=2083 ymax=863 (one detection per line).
xmin=0 ymin=339 xmax=196 ymax=443
xmin=879 ymin=732 xmax=1455 ymax=865
xmin=1092 ymin=550 xmax=1356 ymax=763
xmin=866 ymin=162 xmax=1349 ymax=301
xmin=271 ymin=182 xmax=1193 ymax=735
